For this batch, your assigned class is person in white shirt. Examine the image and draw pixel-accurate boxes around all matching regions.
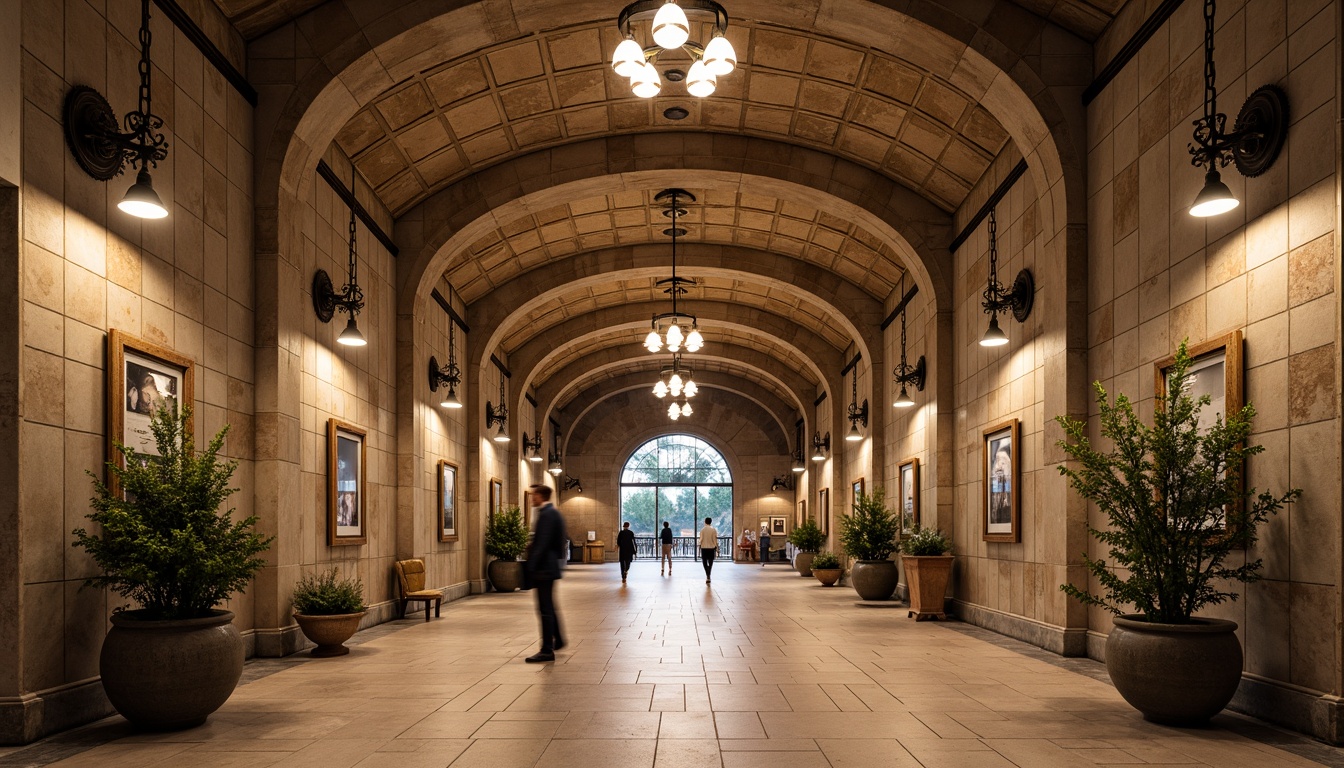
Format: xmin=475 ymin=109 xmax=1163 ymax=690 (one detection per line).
xmin=698 ymin=517 xmax=719 ymax=584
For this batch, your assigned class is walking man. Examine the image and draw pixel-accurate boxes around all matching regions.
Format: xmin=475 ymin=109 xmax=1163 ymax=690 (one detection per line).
xmin=699 ymin=516 xmax=719 ymax=584
xmin=660 ymin=521 xmax=674 ymax=575
xmin=524 ymin=484 xmax=567 ymax=663
xmin=617 ymin=521 xmax=637 ymax=584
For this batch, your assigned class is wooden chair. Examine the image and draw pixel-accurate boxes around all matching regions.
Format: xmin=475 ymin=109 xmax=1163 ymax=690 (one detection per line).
xmin=393 ymin=559 xmax=442 ymax=621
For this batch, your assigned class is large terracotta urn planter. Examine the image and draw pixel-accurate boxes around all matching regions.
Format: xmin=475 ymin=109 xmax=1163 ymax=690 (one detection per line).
xmin=812 ymin=568 xmax=842 ymax=587
xmin=100 ymin=609 xmax=243 ymax=730
xmin=794 ymin=552 xmax=816 ymax=577
xmin=1106 ymin=615 xmax=1243 ymax=725
xmin=294 ymin=611 xmax=367 ymax=657
xmin=901 ymin=555 xmax=953 ymax=620
xmin=489 ymin=559 xmax=524 ymax=592
xmin=850 ymin=560 xmax=898 ymax=600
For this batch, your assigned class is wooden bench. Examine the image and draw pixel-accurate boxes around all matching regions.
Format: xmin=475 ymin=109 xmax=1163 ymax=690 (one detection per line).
xmin=393 ymin=559 xmax=442 ymax=621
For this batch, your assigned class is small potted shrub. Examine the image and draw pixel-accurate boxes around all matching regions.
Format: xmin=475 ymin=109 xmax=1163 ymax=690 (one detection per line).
xmin=75 ymin=405 xmax=272 ymax=730
xmin=837 ymin=489 xmax=901 ymax=600
xmin=1057 ymin=340 xmax=1299 ymax=725
xmin=899 ymin=527 xmax=952 ymax=620
xmin=292 ymin=568 xmax=367 ymax=657
xmin=485 ymin=505 xmax=529 ymax=592
xmin=786 ymin=517 xmax=825 ymax=576
xmin=810 ymin=551 xmax=842 ymax=586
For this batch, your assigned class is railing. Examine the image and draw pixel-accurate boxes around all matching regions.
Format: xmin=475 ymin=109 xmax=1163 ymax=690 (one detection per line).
xmin=633 ymin=535 xmax=731 ymax=560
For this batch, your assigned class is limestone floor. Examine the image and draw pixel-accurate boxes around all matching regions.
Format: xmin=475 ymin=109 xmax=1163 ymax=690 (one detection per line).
xmin=11 ymin=562 xmax=1344 ymax=767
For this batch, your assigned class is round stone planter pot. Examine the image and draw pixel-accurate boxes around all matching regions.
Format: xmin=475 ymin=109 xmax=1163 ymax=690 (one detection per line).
xmin=794 ymin=551 xmax=816 ymax=577
xmin=850 ymin=559 xmax=898 ymax=601
xmin=901 ymin=555 xmax=953 ymax=620
xmin=812 ymin=568 xmax=842 ymax=587
xmin=100 ymin=609 xmax=243 ymax=730
xmin=489 ymin=558 xmax=524 ymax=592
xmin=294 ymin=611 xmax=367 ymax=657
xmin=1106 ymin=615 xmax=1243 ymax=725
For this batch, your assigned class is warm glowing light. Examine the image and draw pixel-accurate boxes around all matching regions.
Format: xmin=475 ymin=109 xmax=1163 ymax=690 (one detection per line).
xmin=118 ymin=170 xmax=169 ymax=219
xmin=651 ymin=1 xmax=690 ymax=49
xmin=980 ymin=315 xmax=1008 ymax=347
xmin=683 ymin=380 xmax=697 ymax=398
xmin=684 ymin=326 xmax=704 ymax=352
xmin=440 ymin=388 xmax=463 ymax=409
xmin=702 ymin=34 xmax=737 ymax=75
xmin=336 ymin=315 xmax=367 ymax=346
xmin=686 ymin=60 xmax=716 ymax=98
xmin=653 ymin=380 xmax=668 ymax=398
xmin=631 ymin=62 xmax=661 ymax=98
xmin=1189 ymin=170 xmax=1239 ymax=217
xmin=611 ymin=38 xmax=645 ymax=77
xmin=893 ymin=387 xmax=914 ymax=408
xmin=644 ymin=329 xmax=663 ymax=352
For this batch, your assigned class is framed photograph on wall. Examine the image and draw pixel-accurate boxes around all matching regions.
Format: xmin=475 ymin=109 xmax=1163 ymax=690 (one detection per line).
xmin=796 ymin=500 xmax=806 ymax=528
xmin=107 ymin=330 xmax=195 ymax=493
xmin=982 ymin=419 xmax=1020 ymax=543
xmin=899 ymin=458 xmax=920 ymax=535
xmin=1155 ymin=330 xmax=1245 ymax=528
xmin=328 ymin=419 xmax=367 ymax=546
xmin=490 ymin=477 xmax=503 ymax=521
xmin=770 ymin=516 xmax=787 ymax=536
xmin=438 ymin=460 xmax=458 ymax=542
xmin=817 ymin=488 xmax=830 ymax=536
xmin=852 ymin=478 xmax=865 ymax=508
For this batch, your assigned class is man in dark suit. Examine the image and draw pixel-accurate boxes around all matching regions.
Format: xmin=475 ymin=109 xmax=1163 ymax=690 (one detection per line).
xmin=617 ymin=521 xmax=637 ymax=584
xmin=525 ymin=484 xmax=567 ymax=663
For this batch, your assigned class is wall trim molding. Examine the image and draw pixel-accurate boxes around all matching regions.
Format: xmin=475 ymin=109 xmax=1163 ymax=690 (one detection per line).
xmin=316 ymin=160 xmax=399 ymax=257
xmin=951 ymin=599 xmax=1088 ymax=657
xmin=947 ymin=159 xmax=1028 ymax=253
xmin=1082 ymin=0 xmax=1186 ymax=106
xmin=151 ymin=0 xmax=258 ymax=106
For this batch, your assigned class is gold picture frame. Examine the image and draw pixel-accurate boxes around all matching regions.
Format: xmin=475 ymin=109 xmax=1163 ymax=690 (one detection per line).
xmin=490 ymin=477 xmax=503 ymax=522
xmin=438 ymin=460 xmax=458 ymax=543
xmin=983 ymin=418 xmax=1020 ymax=543
xmin=852 ymin=478 xmax=865 ymax=508
xmin=328 ymin=419 xmax=367 ymax=546
xmin=898 ymin=457 xmax=920 ymax=535
xmin=107 ymin=329 xmax=195 ymax=496
xmin=797 ymin=500 xmax=806 ymax=528
xmin=817 ymin=488 xmax=830 ymax=536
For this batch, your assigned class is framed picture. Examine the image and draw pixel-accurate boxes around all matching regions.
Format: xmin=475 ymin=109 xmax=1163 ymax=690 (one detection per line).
xmin=852 ymin=478 xmax=865 ymax=508
xmin=797 ymin=500 xmax=806 ymax=528
xmin=1155 ymin=330 xmax=1245 ymax=527
xmin=899 ymin=458 xmax=920 ymax=535
xmin=490 ymin=477 xmax=503 ymax=521
xmin=328 ymin=419 xmax=367 ymax=546
xmin=817 ymin=488 xmax=830 ymax=536
xmin=770 ymin=516 xmax=787 ymax=536
xmin=983 ymin=419 xmax=1020 ymax=543
xmin=438 ymin=460 xmax=458 ymax=542
xmin=107 ymin=330 xmax=195 ymax=493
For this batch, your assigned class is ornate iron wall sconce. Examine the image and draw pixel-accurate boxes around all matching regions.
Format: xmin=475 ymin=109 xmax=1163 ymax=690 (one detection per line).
xmin=770 ymin=475 xmax=793 ymax=492
xmin=63 ymin=0 xmax=169 ymax=219
xmin=979 ymin=209 xmax=1033 ymax=347
xmin=563 ymin=475 xmax=583 ymax=493
xmin=548 ymin=428 xmax=563 ymax=476
xmin=845 ymin=366 xmax=868 ymax=442
xmin=485 ymin=373 xmax=509 ymax=443
xmin=522 ymin=431 xmax=544 ymax=462
xmin=892 ymin=291 xmax=926 ymax=408
xmin=810 ymin=432 xmax=830 ymax=462
xmin=429 ymin=320 xmax=463 ymax=408
xmin=313 ymin=168 xmax=367 ymax=347
xmin=1186 ymin=0 xmax=1288 ymax=217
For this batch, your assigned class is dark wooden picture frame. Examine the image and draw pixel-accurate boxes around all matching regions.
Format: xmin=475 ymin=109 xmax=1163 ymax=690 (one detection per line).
xmin=899 ymin=457 xmax=921 ymax=535
xmin=852 ymin=478 xmax=865 ymax=508
xmin=817 ymin=488 xmax=830 ymax=536
xmin=438 ymin=460 xmax=458 ymax=543
xmin=982 ymin=418 xmax=1020 ymax=543
xmin=107 ymin=329 xmax=195 ymax=496
xmin=797 ymin=500 xmax=806 ymax=528
xmin=770 ymin=516 xmax=787 ymax=536
xmin=490 ymin=477 xmax=503 ymax=521
xmin=328 ymin=419 xmax=367 ymax=546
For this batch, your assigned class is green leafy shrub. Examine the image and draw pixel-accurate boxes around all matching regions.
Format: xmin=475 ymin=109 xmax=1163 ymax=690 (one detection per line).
xmin=485 ymin=505 xmax=529 ymax=560
xmin=810 ymin=551 xmax=841 ymax=570
xmin=292 ymin=568 xmax=365 ymax=615
xmin=74 ymin=405 xmax=273 ymax=620
xmin=1056 ymin=339 xmax=1300 ymax=624
xmin=786 ymin=517 xmax=825 ymax=552
xmin=899 ymin=526 xmax=952 ymax=556
xmin=838 ymin=489 xmax=900 ymax=561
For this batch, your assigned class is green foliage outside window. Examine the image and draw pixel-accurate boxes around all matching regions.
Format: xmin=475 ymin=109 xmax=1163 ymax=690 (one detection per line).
xmin=1056 ymin=340 xmax=1300 ymax=624
xmin=74 ymin=405 xmax=273 ymax=620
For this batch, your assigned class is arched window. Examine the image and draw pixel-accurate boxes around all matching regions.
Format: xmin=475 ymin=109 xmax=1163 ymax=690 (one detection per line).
xmin=620 ymin=435 xmax=732 ymax=543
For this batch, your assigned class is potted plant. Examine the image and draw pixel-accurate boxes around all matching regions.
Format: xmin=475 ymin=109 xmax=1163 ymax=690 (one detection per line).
xmin=899 ymin=527 xmax=952 ymax=620
xmin=292 ymin=568 xmax=367 ymax=657
xmin=485 ymin=505 xmax=529 ymax=592
xmin=837 ymin=489 xmax=901 ymax=600
xmin=786 ymin=517 xmax=825 ymax=576
xmin=74 ymin=405 xmax=272 ymax=731
xmin=809 ymin=551 xmax=843 ymax=586
xmin=1057 ymin=340 xmax=1299 ymax=725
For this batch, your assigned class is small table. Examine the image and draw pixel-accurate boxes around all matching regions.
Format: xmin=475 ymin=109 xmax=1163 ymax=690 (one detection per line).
xmin=584 ymin=541 xmax=605 ymax=564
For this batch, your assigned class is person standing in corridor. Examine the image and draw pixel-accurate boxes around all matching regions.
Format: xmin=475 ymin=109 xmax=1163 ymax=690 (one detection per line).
xmin=524 ymin=484 xmax=567 ymax=663
xmin=617 ymin=521 xmax=636 ymax=584
xmin=699 ymin=517 xmax=719 ymax=584
xmin=660 ymin=521 xmax=674 ymax=575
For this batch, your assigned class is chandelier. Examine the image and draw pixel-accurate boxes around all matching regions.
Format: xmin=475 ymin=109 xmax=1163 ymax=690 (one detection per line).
xmin=667 ymin=398 xmax=694 ymax=420
xmin=652 ymin=355 xmax=698 ymax=399
xmin=611 ymin=0 xmax=738 ymax=99
xmin=643 ymin=189 xmax=704 ymax=354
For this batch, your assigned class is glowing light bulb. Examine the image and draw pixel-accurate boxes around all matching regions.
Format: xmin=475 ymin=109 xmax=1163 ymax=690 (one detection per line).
xmin=651 ymin=1 xmax=690 ymax=49
xmin=683 ymin=380 xmax=697 ymax=397
xmin=684 ymin=326 xmax=704 ymax=352
xmin=668 ymin=402 xmax=681 ymax=420
xmin=644 ymin=329 xmax=663 ymax=352
xmin=702 ymin=34 xmax=737 ymax=76
xmin=611 ymin=38 xmax=645 ymax=78
xmin=680 ymin=401 xmax=692 ymax=417
xmin=654 ymin=380 xmax=668 ymax=398
xmin=631 ymin=61 xmax=661 ymax=98
xmin=686 ymin=60 xmax=716 ymax=98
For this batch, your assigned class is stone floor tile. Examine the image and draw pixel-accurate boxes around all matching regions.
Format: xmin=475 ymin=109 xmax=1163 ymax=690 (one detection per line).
xmin=535 ymin=738 xmax=656 ymax=767
xmin=713 ymin=712 xmax=766 ymax=739
xmin=653 ymin=739 xmax=723 ymax=768
xmin=658 ymin=712 xmax=717 ymax=739
xmin=446 ymin=738 xmax=549 ymax=767
xmin=815 ymin=738 xmax=923 ymax=767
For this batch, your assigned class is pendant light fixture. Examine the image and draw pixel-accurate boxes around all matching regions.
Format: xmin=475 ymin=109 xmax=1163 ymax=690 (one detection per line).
xmin=611 ymin=0 xmax=737 ymax=99
xmin=652 ymin=355 xmax=697 ymax=399
xmin=522 ymin=396 xmax=544 ymax=462
xmin=1186 ymin=0 xmax=1288 ymax=217
xmin=485 ymin=372 xmax=510 ymax=443
xmin=810 ymin=432 xmax=830 ymax=462
xmin=845 ymin=364 xmax=868 ymax=442
xmin=548 ymin=427 xmax=564 ymax=477
xmin=63 ymin=0 xmax=169 ymax=219
xmin=892 ymin=277 xmax=926 ymax=408
xmin=428 ymin=320 xmax=463 ymax=408
xmin=791 ymin=421 xmax=806 ymax=472
xmin=978 ymin=209 xmax=1033 ymax=348
xmin=312 ymin=166 xmax=368 ymax=347
xmin=644 ymin=189 xmax=705 ymax=354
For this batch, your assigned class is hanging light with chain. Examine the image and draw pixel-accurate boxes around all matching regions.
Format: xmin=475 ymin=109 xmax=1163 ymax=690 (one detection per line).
xmin=891 ymin=276 xmax=926 ymax=408
xmin=429 ymin=319 xmax=463 ymax=408
xmin=312 ymin=166 xmax=368 ymax=347
xmin=844 ymin=363 xmax=868 ymax=442
xmin=644 ymin=189 xmax=704 ymax=354
xmin=978 ymin=209 xmax=1032 ymax=348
